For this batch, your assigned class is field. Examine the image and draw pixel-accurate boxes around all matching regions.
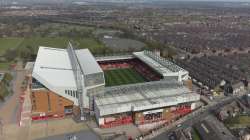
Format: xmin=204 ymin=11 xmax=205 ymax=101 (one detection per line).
xmin=0 ymin=38 xmax=24 ymax=55
xmin=0 ymin=37 xmax=105 ymax=54
xmin=0 ymin=37 xmax=105 ymax=70
xmin=104 ymin=68 xmax=146 ymax=86
xmin=0 ymin=62 xmax=12 ymax=70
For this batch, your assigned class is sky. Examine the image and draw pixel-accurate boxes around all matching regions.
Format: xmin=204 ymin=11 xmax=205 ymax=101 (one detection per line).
xmin=80 ymin=0 xmax=250 ymax=2
xmin=148 ymin=0 xmax=250 ymax=1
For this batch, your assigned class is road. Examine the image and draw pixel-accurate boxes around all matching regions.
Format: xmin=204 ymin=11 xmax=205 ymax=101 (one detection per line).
xmin=37 ymin=130 xmax=100 ymax=140
xmin=0 ymin=62 xmax=25 ymax=124
xmin=152 ymin=95 xmax=240 ymax=140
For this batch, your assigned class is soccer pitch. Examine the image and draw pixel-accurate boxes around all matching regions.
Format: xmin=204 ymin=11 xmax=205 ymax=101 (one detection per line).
xmin=104 ymin=68 xmax=146 ymax=86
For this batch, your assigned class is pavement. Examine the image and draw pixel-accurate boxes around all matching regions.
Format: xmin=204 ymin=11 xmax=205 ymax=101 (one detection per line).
xmin=0 ymin=118 xmax=90 ymax=140
xmin=36 ymin=130 xmax=100 ymax=140
xmin=152 ymin=94 xmax=244 ymax=140
xmin=0 ymin=62 xmax=98 ymax=140
xmin=93 ymin=123 xmax=141 ymax=139
xmin=0 ymin=61 xmax=25 ymax=124
xmin=19 ymin=74 xmax=32 ymax=127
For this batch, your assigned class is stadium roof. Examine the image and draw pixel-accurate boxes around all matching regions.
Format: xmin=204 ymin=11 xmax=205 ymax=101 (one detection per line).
xmin=32 ymin=46 xmax=103 ymax=91
xmin=133 ymin=51 xmax=188 ymax=77
xmin=32 ymin=47 xmax=76 ymax=88
xmin=75 ymin=49 xmax=103 ymax=75
xmin=95 ymin=55 xmax=134 ymax=62
xmin=95 ymin=81 xmax=200 ymax=116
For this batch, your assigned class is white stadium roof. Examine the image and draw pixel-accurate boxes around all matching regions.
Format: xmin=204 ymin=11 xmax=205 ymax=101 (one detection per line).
xmin=32 ymin=47 xmax=76 ymax=88
xmin=133 ymin=51 xmax=188 ymax=76
xmin=95 ymin=81 xmax=200 ymax=116
xmin=75 ymin=49 xmax=103 ymax=75
xmin=32 ymin=46 xmax=103 ymax=91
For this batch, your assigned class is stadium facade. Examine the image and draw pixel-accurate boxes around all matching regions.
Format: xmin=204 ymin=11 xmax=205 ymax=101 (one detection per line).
xmin=31 ymin=44 xmax=105 ymax=120
xmin=30 ymin=43 xmax=200 ymax=128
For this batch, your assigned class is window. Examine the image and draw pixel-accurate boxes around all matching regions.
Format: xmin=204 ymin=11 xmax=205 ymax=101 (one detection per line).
xmin=76 ymin=92 xmax=78 ymax=98
xmin=65 ymin=90 xmax=79 ymax=98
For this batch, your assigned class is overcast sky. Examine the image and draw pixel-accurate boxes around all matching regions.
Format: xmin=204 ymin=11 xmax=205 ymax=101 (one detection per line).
xmin=154 ymin=0 xmax=250 ymax=1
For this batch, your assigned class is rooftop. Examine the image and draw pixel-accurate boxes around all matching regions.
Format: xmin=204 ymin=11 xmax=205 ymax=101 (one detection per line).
xmin=95 ymin=80 xmax=200 ymax=116
xmin=32 ymin=46 xmax=103 ymax=90
xmin=75 ymin=49 xmax=103 ymax=75
xmin=32 ymin=47 xmax=76 ymax=88
xmin=133 ymin=51 xmax=187 ymax=77
xmin=194 ymin=116 xmax=237 ymax=140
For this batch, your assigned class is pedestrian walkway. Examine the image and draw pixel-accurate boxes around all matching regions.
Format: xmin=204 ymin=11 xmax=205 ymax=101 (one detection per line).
xmin=0 ymin=61 xmax=25 ymax=124
xmin=19 ymin=84 xmax=32 ymax=126
xmin=0 ymin=118 xmax=89 ymax=140
xmin=94 ymin=123 xmax=141 ymax=139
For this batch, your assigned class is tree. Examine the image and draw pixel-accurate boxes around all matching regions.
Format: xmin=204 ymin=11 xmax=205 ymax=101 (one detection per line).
xmin=4 ymin=49 xmax=17 ymax=62
xmin=19 ymin=46 xmax=34 ymax=61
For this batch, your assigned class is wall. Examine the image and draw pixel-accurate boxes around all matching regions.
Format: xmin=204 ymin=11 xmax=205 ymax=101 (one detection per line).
xmin=31 ymin=89 xmax=74 ymax=119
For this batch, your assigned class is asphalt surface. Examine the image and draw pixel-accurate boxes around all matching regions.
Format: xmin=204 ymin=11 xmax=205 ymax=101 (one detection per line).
xmin=37 ymin=130 xmax=100 ymax=140
xmin=152 ymin=96 xmax=237 ymax=140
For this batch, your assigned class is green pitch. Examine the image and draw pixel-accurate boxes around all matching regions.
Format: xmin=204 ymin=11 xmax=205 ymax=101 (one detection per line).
xmin=104 ymin=68 xmax=146 ymax=86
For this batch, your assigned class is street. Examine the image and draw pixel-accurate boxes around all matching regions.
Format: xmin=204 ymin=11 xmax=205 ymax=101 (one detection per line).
xmin=152 ymin=95 xmax=240 ymax=140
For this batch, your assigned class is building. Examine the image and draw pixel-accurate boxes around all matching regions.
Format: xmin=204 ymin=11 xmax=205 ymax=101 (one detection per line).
xmin=217 ymin=101 xmax=242 ymax=121
xmin=31 ymin=45 xmax=105 ymax=120
xmin=232 ymin=82 xmax=245 ymax=95
xmin=133 ymin=51 xmax=189 ymax=82
xmin=194 ymin=120 xmax=222 ymax=140
xmin=30 ymin=43 xmax=200 ymax=127
xmin=194 ymin=116 xmax=237 ymax=140
xmin=94 ymin=81 xmax=199 ymax=128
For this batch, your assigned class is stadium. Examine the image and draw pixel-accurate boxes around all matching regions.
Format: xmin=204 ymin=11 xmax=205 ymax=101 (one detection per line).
xmin=30 ymin=43 xmax=200 ymax=128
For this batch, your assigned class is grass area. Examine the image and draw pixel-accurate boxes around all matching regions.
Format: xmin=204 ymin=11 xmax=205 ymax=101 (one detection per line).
xmin=0 ymin=37 xmax=105 ymax=70
xmin=0 ymin=37 xmax=105 ymax=55
xmin=74 ymin=38 xmax=104 ymax=52
xmin=18 ymin=37 xmax=105 ymax=54
xmin=104 ymin=68 xmax=146 ymax=86
xmin=0 ymin=62 xmax=12 ymax=70
xmin=192 ymin=129 xmax=201 ymax=140
xmin=18 ymin=37 xmax=70 ymax=53
xmin=0 ymin=23 xmax=105 ymax=56
xmin=0 ymin=38 xmax=24 ymax=55
xmin=224 ymin=115 xmax=250 ymax=128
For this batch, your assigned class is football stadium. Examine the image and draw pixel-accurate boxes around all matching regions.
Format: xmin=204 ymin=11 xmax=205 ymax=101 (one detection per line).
xmin=30 ymin=43 xmax=200 ymax=128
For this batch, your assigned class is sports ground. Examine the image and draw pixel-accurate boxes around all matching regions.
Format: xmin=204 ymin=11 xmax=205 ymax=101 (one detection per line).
xmin=104 ymin=68 xmax=146 ymax=86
